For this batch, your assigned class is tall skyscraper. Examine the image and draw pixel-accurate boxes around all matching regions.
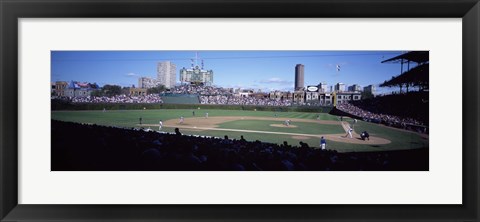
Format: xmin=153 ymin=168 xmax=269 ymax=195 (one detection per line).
xmin=335 ymin=83 xmax=346 ymax=92
xmin=348 ymin=84 xmax=361 ymax=92
xmin=295 ymin=64 xmax=304 ymax=91
xmin=157 ymin=61 xmax=176 ymax=89
xmin=318 ymin=82 xmax=328 ymax=93
xmin=363 ymin=85 xmax=376 ymax=95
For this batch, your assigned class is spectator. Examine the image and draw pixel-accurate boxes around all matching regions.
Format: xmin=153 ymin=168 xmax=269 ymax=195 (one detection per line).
xmin=175 ymin=128 xmax=182 ymax=136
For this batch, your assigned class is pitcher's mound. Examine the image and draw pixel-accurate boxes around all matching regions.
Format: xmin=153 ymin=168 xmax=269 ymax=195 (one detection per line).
xmin=270 ymin=124 xmax=298 ymax=128
xmin=325 ymin=134 xmax=391 ymax=144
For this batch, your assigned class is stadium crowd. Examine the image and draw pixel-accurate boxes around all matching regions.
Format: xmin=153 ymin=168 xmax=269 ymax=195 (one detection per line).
xmin=200 ymin=95 xmax=292 ymax=106
xmin=169 ymin=84 xmax=294 ymax=106
xmin=52 ymin=120 xmax=428 ymax=171
xmin=170 ymin=84 xmax=233 ymax=96
xmin=66 ymin=94 xmax=163 ymax=104
xmin=337 ymin=103 xmax=423 ymax=126
xmin=336 ymin=102 xmax=428 ymax=134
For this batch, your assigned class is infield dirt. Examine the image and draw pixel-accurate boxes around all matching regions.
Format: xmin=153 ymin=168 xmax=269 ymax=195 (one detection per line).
xmin=141 ymin=116 xmax=391 ymax=145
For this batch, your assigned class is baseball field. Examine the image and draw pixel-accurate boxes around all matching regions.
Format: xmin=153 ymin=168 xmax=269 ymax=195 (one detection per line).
xmin=51 ymin=109 xmax=428 ymax=152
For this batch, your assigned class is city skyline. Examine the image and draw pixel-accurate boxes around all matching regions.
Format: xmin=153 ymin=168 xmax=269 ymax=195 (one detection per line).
xmin=51 ymin=50 xmax=409 ymax=94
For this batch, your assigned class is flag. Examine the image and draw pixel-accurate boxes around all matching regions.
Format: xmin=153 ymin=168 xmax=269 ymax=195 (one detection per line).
xmin=77 ymin=82 xmax=89 ymax=87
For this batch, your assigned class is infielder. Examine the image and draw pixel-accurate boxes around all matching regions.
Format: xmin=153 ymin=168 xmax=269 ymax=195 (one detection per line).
xmin=205 ymin=112 xmax=209 ymax=119
xmin=159 ymin=120 xmax=163 ymax=130
xmin=179 ymin=116 xmax=184 ymax=124
xmin=346 ymin=126 xmax=353 ymax=138
xmin=284 ymin=119 xmax=290 ymax=126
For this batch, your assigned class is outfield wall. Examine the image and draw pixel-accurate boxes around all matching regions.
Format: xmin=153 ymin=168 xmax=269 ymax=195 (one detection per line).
xmin=51 ymin=99 xmax=334 ymax=113
xmin=161 ymin=94 xmax=200 ymax=104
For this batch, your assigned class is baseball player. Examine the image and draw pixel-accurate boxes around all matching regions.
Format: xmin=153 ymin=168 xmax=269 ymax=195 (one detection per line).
xmin=361 ymin=131 xmax=370 ymax=141
xmin=159 ymin=120 xmax=163 ymax=131
xmin=205 ymin=112 xmax=209 ymax=119
xmin=345 ymin=126 xmax=353 ymax=138
xmin=179 ymin=116 xmax=184 ymax=124
xmin=284 ymin=119 xmax=290 ymax=126
xmin=320 ymin=136 xmax=327 ymax=150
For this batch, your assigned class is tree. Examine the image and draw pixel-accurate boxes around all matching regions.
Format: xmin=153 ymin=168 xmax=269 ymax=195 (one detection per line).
xmin=147 ymin=84 xmax=166 ymax=94
xmin=102 ymin=85 xmax=122 ymax=97
xmin=91 ymin=89 xmax=104 ymax=97
xmin=121 ymin=87 xmax=130 ymax=95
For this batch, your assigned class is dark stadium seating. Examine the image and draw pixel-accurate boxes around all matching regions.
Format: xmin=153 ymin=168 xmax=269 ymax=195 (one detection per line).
xmin=351 ymin=92 xmax=428 ymax=125
xmin=335 ymin=91 xmax=428 ymax=134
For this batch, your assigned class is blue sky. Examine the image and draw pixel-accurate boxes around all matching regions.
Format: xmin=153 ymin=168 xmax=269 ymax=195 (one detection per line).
xmin=51 ymin=51 xmax=409 ymax=94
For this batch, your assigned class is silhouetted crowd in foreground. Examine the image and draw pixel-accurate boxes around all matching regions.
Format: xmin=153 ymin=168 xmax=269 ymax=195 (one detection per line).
xmin=52 ymin=120 xmax=428 ymax=171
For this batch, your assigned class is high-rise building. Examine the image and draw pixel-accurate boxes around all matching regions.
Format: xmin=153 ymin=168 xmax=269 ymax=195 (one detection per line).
xmin=364 ymin=85 xmax=376 ymax=95
xmin=335 ymin=83 xmax=346 ymax=92
xmin=157 ymin=61 xmax=176 ymax=89
xmin=318 ymin=82 xmax=328 ymax=93
xmin=295 ymin=64 xmax=304 ymax=91
xmin=138 ymin=77 xmax=160 ymax=89
xmin=348 ymin=84 xmax=361 ymax=92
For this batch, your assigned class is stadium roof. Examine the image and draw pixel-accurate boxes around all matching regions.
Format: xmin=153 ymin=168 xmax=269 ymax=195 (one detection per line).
xmin=381 ymin=51 xmax=429 ymax=64
xmin=380 ymin=63 xmax=429 ymax=87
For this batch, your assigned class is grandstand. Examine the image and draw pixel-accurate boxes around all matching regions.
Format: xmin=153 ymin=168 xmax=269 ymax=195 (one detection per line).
xmin=332 ymin=51 xmax=429 ymax=133
xmin=380 ymin=51 xmax=429 ymax=92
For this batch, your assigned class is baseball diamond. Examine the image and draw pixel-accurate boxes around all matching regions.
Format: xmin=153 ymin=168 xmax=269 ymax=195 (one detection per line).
xmin=51 ymin=109 xmax=426 ymax=153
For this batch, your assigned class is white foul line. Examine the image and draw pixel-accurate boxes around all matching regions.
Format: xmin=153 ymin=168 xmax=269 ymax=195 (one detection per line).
xmin=164 ymin=125 xmax=322 ymax=138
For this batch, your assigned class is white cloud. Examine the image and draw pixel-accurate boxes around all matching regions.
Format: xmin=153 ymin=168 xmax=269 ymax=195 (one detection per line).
xmin=259 ymin=77 xmax=293 ymax=85
xmin=125 ymin=72 xmax=138 ymax=77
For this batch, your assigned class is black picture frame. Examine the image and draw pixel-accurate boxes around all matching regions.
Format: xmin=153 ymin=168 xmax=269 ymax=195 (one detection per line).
xmin=1 ymin=0 xmax=478 ymax=221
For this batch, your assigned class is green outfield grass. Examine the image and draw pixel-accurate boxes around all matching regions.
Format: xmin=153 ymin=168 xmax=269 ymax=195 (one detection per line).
xmin=51 ymin=109 xmax=428 ymax=152
xmin=218 ymin=120 xmax=345 ymax=134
